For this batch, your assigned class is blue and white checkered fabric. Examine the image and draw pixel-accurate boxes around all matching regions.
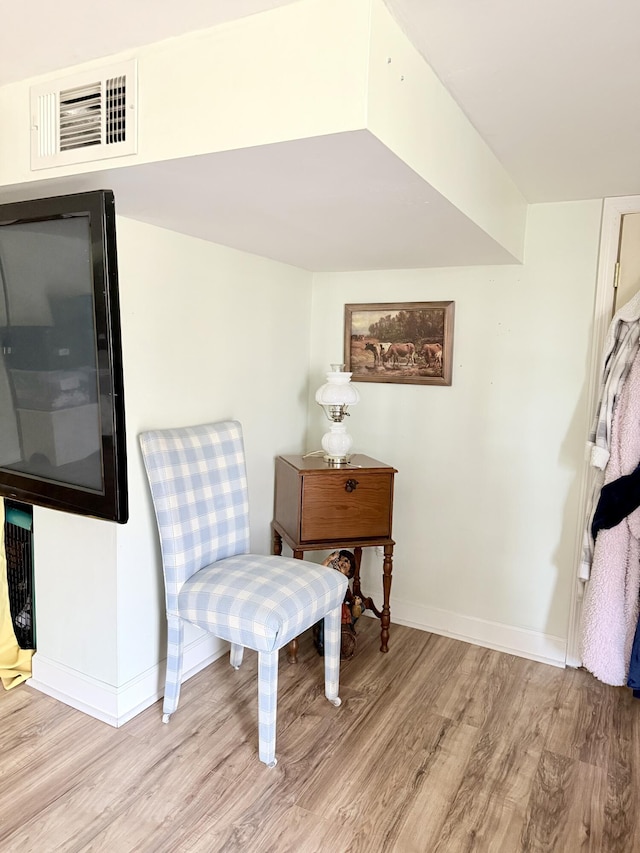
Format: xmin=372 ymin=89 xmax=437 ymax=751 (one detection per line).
xmin=140 ymin=421 xmax=251 ymax=614
xmin=139 ymin=420 xmax=348 ymax=767
xmin=178 ymin=553 xmax=347 ymax=652
xmin=258 ymin=650 xmax=279 ymax=765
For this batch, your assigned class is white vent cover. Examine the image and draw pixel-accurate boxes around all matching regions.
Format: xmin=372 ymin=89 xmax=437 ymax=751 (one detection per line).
xmin=30 ymin=60 xmax=137 ymax=170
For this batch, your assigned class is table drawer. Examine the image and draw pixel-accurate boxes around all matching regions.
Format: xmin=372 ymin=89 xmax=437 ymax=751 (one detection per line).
xmin=301 ymin=471 xmax=392 ymax=541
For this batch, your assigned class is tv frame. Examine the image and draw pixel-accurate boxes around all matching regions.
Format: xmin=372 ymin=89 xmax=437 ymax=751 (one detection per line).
xmin=0 ymin=189 xmax=128 ymax=523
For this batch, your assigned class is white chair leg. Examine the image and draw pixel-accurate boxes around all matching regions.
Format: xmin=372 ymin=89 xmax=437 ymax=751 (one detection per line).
xmin=323 ymin=604 xmax=342 ymax=707
xmin=162 ymin=614 xmax=185 ymax=720
xmin=230 ymin=642 xmax=244 ymax=670
xmin=257 ymin=649 xmax=279 ymax=767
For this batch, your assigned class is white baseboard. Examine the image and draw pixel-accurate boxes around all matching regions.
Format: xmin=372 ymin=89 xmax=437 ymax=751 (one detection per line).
xmin=384 ymin=598 xmax=567 ymax=668
xmin=28 ymin=633 xmax=228 ymax=727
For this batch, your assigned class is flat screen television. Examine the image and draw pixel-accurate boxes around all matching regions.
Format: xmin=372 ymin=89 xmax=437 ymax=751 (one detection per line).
xmin=0 ymin=189 xmax=128 ymax=523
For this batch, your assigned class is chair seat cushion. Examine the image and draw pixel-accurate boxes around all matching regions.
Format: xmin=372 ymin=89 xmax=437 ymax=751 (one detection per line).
xmin=177 ymin=554 xmax=348 ymax=652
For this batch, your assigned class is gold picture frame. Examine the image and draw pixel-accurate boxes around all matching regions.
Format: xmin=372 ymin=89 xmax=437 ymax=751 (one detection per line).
xmin=344 ymin=301 xmax=455 ymax=386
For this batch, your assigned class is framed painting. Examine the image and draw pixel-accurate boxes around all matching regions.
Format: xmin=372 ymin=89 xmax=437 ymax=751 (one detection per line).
xmin=344 ymin=301 xmax=455 ymax=386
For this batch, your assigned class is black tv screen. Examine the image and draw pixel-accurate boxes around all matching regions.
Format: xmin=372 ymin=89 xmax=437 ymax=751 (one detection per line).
xmin=0 ymin=190 xmax=128 ymax=523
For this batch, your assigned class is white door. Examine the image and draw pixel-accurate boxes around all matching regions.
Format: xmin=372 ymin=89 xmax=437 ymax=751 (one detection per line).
xmin=615 ymin=212 xmax=640 ymax=314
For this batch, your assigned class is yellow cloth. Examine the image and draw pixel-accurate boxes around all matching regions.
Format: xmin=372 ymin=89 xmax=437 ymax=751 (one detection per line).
xmin=0 ymin=502 xmax=33 ymax=689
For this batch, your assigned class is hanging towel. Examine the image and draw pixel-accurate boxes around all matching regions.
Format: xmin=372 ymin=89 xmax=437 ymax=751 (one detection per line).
xmin=0 ymin=502 xmax=33 ymax=689
xmin=581 ymin=346 xmax=640 ymax=685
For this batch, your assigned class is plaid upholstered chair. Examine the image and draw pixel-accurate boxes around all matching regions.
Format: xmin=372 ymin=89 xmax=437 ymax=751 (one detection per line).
xmin=139 ymin=420 xmax=347 ymax=767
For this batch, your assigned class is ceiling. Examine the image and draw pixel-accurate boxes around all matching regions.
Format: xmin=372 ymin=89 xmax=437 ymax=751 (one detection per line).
xmin=2 ymin=0 xmax=639 ymax=269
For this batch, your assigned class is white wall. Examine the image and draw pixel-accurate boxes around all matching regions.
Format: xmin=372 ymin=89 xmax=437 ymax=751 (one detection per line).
xmin=308 ymin=200 xmax=602 ymax=664
xmin=31 ymin=216 xmax=313 ymax=722
xmin=33 ymin=507 xmax=118 ymax=683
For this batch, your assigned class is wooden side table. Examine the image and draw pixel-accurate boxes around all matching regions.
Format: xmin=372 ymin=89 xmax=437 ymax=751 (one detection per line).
xmin=272 ymin=453 xmax=396 ymax=661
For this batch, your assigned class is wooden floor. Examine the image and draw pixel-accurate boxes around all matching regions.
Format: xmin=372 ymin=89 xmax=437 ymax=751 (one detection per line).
xmin=1 ymin=618 xmax=639 ymax=853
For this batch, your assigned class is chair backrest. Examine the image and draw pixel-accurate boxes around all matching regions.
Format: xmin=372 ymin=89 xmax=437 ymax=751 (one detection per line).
xmin=139 ymin=420 xmax=251 ymax=613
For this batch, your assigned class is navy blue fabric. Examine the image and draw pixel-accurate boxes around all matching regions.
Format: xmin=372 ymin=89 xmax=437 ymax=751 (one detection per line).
xmin=591 ymin=463 xmax=640 ymax=540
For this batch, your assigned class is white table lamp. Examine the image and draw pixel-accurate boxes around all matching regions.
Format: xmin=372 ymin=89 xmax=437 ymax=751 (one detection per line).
xmin=315 ymin=364 xmax=360 ymax=464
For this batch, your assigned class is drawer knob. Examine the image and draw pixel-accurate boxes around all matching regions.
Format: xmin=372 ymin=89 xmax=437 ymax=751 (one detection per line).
xmin=345 ymin=478 xmax=359 ymax=493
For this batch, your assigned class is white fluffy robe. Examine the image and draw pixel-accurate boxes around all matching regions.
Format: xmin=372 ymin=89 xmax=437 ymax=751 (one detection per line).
xmin=581 ymin=348 xmax=640 ymax=686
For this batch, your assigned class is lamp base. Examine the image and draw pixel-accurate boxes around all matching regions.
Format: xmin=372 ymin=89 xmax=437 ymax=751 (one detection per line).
xmin=321 ymin=422 xmax=353 ymax=464
xmin=323 ymin=452 xmax=350 ymax=466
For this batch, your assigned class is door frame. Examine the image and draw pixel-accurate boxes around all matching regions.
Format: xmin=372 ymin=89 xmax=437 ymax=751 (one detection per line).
xmin=566 ymin=195 xmax=640 ymax=666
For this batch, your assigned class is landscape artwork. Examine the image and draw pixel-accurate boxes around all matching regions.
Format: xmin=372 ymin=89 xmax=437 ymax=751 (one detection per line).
xmin=344 ymin=301 xmax=455 ymax=386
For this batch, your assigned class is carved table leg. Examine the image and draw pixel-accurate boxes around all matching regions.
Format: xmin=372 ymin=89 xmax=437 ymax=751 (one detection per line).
xmin=353 ymin=545 xmax=382 ymax=618
xmin=352 ymin=547 xmax=363 ymax=598
xmin=380 ymin=543 xmax=394 ymax=653
xmin=272 ymin=528 xmax=283 ymax=556
xmin=287 ymin=548 xmax=305 ymax=663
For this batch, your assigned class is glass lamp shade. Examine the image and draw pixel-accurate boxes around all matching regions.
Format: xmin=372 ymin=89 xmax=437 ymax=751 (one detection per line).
xmin=315 ymin=364 xmax=360 ymax=410
xmin=315 ymin=364 xmax=360 ymax=463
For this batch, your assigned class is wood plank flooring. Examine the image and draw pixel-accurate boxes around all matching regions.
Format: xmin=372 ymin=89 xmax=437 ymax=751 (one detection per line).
xmin=1 ymin=618 xmax=639 ymax=852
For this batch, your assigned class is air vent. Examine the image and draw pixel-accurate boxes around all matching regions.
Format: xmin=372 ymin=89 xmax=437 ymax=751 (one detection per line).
xmin=30 ymin=60 xmax=137 ymax=170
